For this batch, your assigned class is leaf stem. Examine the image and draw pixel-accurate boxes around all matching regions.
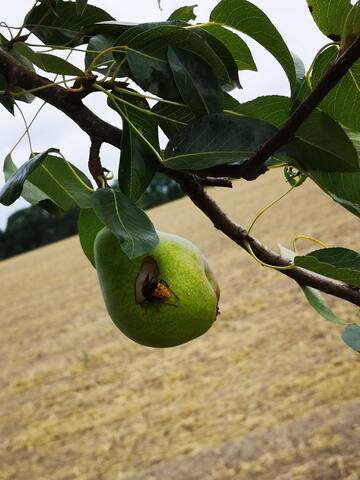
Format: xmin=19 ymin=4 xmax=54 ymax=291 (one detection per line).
xmin=85 ymin=46 xmax=127 ymax=74
xmin=14 ymin=103 xmax=33 ymax=154
xmin=292 ymin=235 xmax=327 ymax=254
xmin=103 ymin=87 xmax=187 ymax=126
xmin=113 ymin=86 xmax=186 ymax=107
xmin=184 ymin=21 xmax=221 ymax=29
xmin=247 ymin=185 xmax=295 ymax=235
xmin=10 ymin=101 xmax=46 ymax=155
xmin=244 ymin=239 xmax=295 ymax=270
xmin=0 ymin=21 xmax=14 ymax=40
xmin=10 ymin=76 xmax=78 ymax=97
xmin=96 ymin=84 xmax=163 ymax=163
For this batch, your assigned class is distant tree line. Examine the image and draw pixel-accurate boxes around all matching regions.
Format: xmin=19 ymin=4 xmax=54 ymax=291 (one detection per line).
xmin=137 ymin=173 xmax=184 ymax=210
xmin=0 ymin=206 xmax=79 ymax=259
xmin=0 ymin=173 xmax=184 ymax=260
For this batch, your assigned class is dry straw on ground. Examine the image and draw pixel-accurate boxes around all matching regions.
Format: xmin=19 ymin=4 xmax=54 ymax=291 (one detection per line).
xmin=0 ymin=171 xmax=359 ymax=480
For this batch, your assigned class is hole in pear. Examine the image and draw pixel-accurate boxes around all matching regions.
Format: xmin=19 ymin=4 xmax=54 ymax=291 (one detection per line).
xmin=135 ymin=256 xmax=159 ymax=305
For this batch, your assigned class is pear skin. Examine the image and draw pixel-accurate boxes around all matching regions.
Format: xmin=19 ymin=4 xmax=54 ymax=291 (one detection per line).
xmin=94 ymin=228 xmax=220 ymax=347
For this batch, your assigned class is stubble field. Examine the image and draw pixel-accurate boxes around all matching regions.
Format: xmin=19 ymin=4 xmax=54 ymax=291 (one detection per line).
xmin=1 ymin=171 xmax=359 ymax=480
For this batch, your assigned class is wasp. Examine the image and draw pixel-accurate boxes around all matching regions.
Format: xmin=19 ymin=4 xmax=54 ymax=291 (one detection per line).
xmin=142 ymin=274 xmax=178 ymax=306
xmin=135 ymin=257 xmax=179 ymax=310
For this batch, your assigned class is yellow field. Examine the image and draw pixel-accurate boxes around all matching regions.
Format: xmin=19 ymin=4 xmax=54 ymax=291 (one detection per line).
xmin=1 ymin=171 xmax=359 ymax=480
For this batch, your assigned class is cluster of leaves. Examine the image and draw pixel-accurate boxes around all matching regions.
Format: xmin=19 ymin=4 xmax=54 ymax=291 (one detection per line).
xmin=0 ymin=0 xmax=359 ymax=350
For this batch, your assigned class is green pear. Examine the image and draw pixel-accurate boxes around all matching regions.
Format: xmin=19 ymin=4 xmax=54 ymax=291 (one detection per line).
xmin=94 ymin=228 xmax=220 ymax=348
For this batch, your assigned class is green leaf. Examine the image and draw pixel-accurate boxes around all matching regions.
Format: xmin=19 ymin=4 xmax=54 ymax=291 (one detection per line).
xmin=110 ymin=89 xmax=160 ymax=152
xmin=76 ymin=0 xmax=88 ymax=16
xmin=292 ymin=51 xmax=306 ymax=85
xmin=225 ymin=94 xmax=359 ymax=184
xmin=311 ymin=46 xmax=360 ymax=132
xmin=0 ymin=148 xmax=59 ymax=205
xmin=342 ymin=2 xmax=360 ymax=44
xmin=83 ymin=21 xmax=136 ymax=36
xmin=201 ymin=25 xmax=256 ymax=72
xmin=13 ymin=43 xmax=83 ymax=76
xmin=126 ymin=48 xmax=180 ymax=100
xmin=311 ymin=168 xmax=360 ymax=217
xmin=168 ymin=5 xmax=197 ymax=22
xmin=196 ymin=27 xmax=241 ymax=89
xmin=3 ymin=154 xmax=61 ymax=215
xmin=278 ymin=244 xmax=345 ymax=326
xmin=168 ymin=46 xmax=223 ymax=116
xmin=85 ymin=33 xmax=119 ymax=75
xmin=292 ymin=75 xmax=311 ymax=105
xmin=210 ymin=0 xmax=297 ymax=94
xmin=302 ymin=286 xmax=345 ymax=325
xmin=24 ymin=1 xmax=113 ymax=47
xmin=342 ymin=324 xmax=360 ymax=352
xmin=227 ymin=95 xmax=358 ymax=168
xmin=224 ymin=94 xmax=289 ymax=127
xmin=9 ymin=44 xmax=35 ymax=72
xmin=164 ymin=113 xmax=277 ymax=170
xmin=92 ymin=188 xmax=159 ymax=259
xmin=78 ymin=208 xmax=104 ymax=266
xmin=307 ymin=0 xmax=352 ymax=38
xmin=2 ymin=151 xmax=94 ymax=211
xmin=343 ymin=126 xmax=360 ymax=162
xmin=286 ymin=140 xmax=360 ymax=217
xmin=0 ymin=33 xmax=8 ymax=46
xmin=27 ymin=154 xmax=94 ymax=210
xmin=119 ymin=125 xmax=157 ymax=202
xmin=151 ymin=101 xmax=194 ymax=139
xmin=6 ymin=49 xmax=36 ymax=104
xmin=108 ymin=89 xmax=159 ymax=202
xmin=295 ymin=248 xmax=360 ymax=287
xmin=116 ymin=23 xmax=232 ymax=98
xmin=296 ymin=111 xmax=358 ymax=169
xmin=39 ymin=0 xmax=59 ymax=15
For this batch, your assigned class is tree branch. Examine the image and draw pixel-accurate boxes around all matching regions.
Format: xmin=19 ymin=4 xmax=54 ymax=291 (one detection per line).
xmin=0 ymin=47 xmax=122 ymax=148
xmin=198 ymin=35 xmax=360 ymax=181
xmin=88 ymin=138 xmax=109 ymax=187
xmin=196 ymin=176 xmax=232 ymax=188
xmin=167 ymin=170 xmax=360 ymax=307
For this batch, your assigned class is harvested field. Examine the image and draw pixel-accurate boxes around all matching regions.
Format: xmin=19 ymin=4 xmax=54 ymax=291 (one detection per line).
xmin=1 ymin=171 xmax=359 ymax=480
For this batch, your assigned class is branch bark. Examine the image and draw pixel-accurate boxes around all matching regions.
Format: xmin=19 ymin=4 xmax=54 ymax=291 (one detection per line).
xmin=167 ymin=170 xmax=360 ymax=307
xmin=0 ymin=47 xmax=122 ymax=148
xmin=88 ymin=138 xmax=109 ymax=187
xmin=196 ymin=176 xmax=232 ymax=188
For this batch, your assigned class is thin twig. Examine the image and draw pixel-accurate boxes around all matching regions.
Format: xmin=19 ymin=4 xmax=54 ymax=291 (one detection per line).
xmin=88 ymin=138 xmax=107 ymax=187
xmin=196 ymin=176 xmax=232 ymax=188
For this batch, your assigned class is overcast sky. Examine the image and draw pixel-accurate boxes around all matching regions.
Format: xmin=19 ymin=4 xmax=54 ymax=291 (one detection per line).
xmin=0 ymin=0 xmax=328 ymax=229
